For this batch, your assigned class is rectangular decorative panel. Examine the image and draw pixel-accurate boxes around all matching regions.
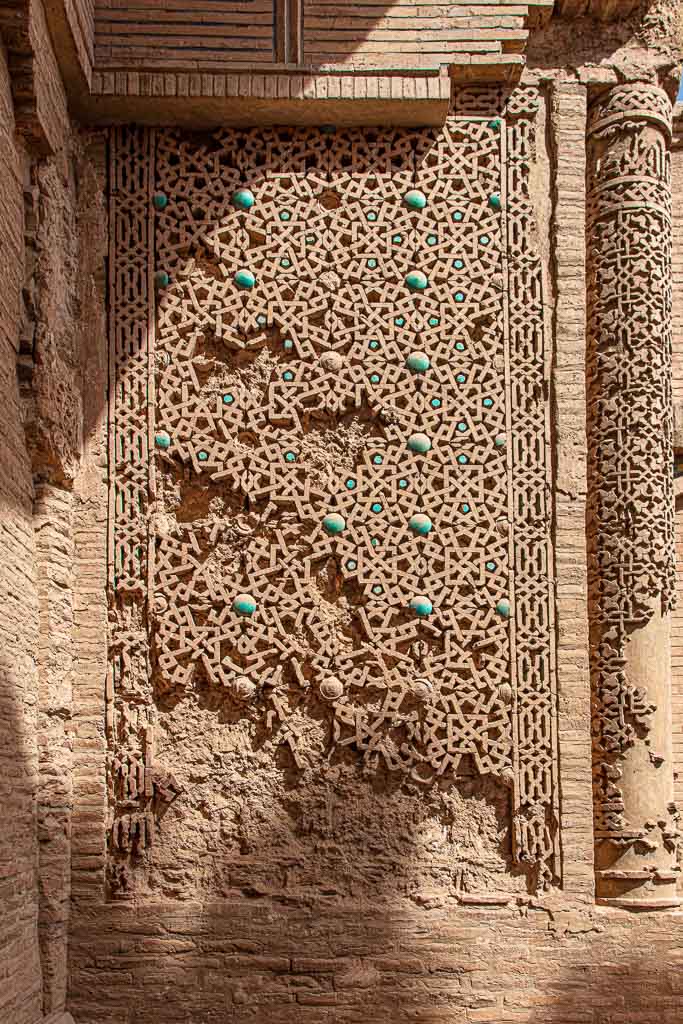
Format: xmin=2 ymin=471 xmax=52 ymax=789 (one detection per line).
xmin=107 ymin=87 xmax=559 ymax=899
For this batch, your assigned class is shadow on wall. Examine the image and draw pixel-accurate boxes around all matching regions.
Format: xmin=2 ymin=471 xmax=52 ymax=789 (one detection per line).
xmin=0 ymin=111 xmax=108 ymax=1023
xmin=69 ymin=866 xmax=683 ymax=1023
xmin=71 ymin=793 xmax=541 ymax=1024
xmin=0 ymin=32 xmax=46 ymax=1020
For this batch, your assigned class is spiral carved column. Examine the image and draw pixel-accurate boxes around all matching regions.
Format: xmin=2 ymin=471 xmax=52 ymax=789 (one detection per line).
xmin=587 ymin=83 xmax=680 ymax=908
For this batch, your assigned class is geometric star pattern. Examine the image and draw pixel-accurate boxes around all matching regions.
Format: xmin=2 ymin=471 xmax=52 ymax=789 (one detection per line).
xmin=108 ymin=85 xmax=559 ymax=891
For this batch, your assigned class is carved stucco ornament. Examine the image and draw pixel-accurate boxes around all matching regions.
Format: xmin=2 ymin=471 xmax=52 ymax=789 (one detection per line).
xmin=587 ymin=82 xmax=680 ymax=908
xmin=106 ymin=88 xmax=559 ymax=896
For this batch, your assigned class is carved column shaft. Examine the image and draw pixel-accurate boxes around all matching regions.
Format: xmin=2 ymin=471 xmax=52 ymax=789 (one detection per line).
xmin=586 ymin=83 xmax=680 ymax=908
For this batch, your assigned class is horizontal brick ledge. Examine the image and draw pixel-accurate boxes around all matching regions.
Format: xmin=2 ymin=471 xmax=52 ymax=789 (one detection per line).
xmin=83 ymin=60 xmax=525 ymax=126
xmin=91 ymin=69 xmax=449 ymax=100
xmin=84 ymin=70 xmax=452 ymax=127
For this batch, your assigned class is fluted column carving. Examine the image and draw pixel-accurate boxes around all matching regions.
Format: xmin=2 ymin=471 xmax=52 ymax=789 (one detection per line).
xmin=587 ymin=83 xmax=680 ymax=908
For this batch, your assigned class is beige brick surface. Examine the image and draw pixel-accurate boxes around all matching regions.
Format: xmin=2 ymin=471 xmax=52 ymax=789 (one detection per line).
xmin=0 ymin=38 xmax=44 ymax=1024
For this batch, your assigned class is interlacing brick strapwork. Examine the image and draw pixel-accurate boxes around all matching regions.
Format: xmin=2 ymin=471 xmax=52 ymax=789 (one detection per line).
xmin=107 ymin=128 xmax=158 ymax=867
xmin=107 ymin=89 xmax=558 ymax=895
xmin=587 ymin=85 xmax=676 ymax=841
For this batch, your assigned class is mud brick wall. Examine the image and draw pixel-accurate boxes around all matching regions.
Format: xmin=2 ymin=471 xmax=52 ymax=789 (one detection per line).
xmin=0 ymin=1 xmax=105 ymax=1019
xmin=68 ymin=901 xmax=683 ymax=1024
xmin=302 ymin=0 xmax=532 ymax=69
xmin=0 ymin=37 xmax=44 ymax=1024
xmin=94 ymin=0 xmax=278 ymax=67
xmin=93 ymin=0 xmax=546 ymax=72
xmin=70 ymin=0 xmax=95 ymax=66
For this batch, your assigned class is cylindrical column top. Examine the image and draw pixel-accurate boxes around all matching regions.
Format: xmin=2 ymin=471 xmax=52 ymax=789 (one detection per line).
xmin=588 ymin=83 xmax=672 ymax=139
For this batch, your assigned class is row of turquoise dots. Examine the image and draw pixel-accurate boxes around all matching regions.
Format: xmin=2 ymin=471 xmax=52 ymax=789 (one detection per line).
xmin=154 ymin=309 xmax=506 ymax=456
xmin=229 ymin=586 xmax=511 ymax=621
xmin=187 ymin=310 xmax=484 ymax=363
xmin=151 ymin=184 xmax=502 ymax=294
xmin=278 ymin=347 xmax=500 ymax=419
xmin=281 ymin=323 xmax=486 ymax=434
xmin=154 ymin=425 xmax=504 ymax=472
xmin=154 ymin=359 xmax=506 ymax=484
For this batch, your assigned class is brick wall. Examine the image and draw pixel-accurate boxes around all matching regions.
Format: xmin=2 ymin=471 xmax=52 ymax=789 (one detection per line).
xmin=71 ymin=0 xmax=94 ymax=65
xmin=32 ymin=0 xmax=71 ymax=152
xmin=302 ymin=0 xmax=529 ymax=69
xmin=0 ymin=5 xmax=681 ymax=1022
xmin=69 ymin=131 xmax=108 ymax=920
xmin=92 ymin=0 xmax=546 ymax=72
xmin=549 ymin=79 xmax=593 ymax=899
xmin=94 ymin=0 xmax=277 ymax=68
xmin=68 ymin=900 xmax=683 ymax=1024
xmin=34 ymin=485 xmax=75 ymax=1016
xmin=0 ymin=1 xmax=104 ymax=1019
xmin=0 ymin=37 xmax=45 ymax=1024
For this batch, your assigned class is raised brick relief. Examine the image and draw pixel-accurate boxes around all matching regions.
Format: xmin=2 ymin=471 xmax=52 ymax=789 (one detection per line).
xmin=107 ymin=87 xmax=558 ymax=897
xmin=587 ymin=84 xmax=680 ymax=907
